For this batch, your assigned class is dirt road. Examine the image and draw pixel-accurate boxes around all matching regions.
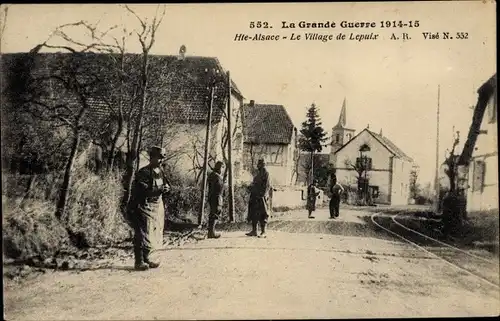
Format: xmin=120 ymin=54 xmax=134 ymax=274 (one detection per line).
xmin=4 ymin=209 xmax=499 ymax=319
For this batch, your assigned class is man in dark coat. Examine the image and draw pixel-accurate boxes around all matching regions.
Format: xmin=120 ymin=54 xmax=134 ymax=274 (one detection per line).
xmin=246 ymin=159 xmax=271 ymax=238
xmin=328 ymin=174 xmax=344 ymax=219
xmin=207 ymin=161 xmax=225 ymax=239
xmin=306 ymin=179 xmax=321 ymax=219
xmin=127 ymin=146 xmax=170 ymax=271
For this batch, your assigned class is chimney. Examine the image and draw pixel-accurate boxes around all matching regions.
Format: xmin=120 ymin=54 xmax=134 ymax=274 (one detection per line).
xmin=178 ymin=45 xmax=186 ymax=60
xmin=249 ymin=100 xmax=255 ymax=107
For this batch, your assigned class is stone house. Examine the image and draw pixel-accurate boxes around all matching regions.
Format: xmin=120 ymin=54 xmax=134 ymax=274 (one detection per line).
xmin=241 ymin=100 xmax=298 ymax=186
xmin=1 ymin=51 xmax=245 ymax=182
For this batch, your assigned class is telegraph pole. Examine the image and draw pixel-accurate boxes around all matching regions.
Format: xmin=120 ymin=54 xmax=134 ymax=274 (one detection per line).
xmin=434 ymin=85 xmax=441 ymax=212
xmin=199 ymin=85 xmax=215 ymax=226
xmin=226 ymin=71 xmax=235 ymax=222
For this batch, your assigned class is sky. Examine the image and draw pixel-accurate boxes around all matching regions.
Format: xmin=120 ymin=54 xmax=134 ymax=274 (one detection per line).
xmin=1 ymin=2 xmax=496 ymax=185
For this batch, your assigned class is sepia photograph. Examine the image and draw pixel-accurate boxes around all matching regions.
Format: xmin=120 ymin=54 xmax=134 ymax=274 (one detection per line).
xmin=1 ymin=1 xmax=498 ymax=319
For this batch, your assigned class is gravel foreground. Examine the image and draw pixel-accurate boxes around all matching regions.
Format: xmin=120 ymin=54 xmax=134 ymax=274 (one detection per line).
xmin=4 ymin=226 xmax=499 ymax=320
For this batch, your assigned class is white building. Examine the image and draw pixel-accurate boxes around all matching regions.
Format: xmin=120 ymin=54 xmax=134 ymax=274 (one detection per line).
xmin=241 ymin=101 xmax=298 ymax=186
xmin=459 ymin=74 xmax=498 ymax=212
xmin=329 ymin=99 xmax=416 ymax=205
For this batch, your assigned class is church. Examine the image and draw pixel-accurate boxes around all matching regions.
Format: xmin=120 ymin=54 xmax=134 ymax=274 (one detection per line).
xmin=329 ymin=99 xmax=416 ymax=205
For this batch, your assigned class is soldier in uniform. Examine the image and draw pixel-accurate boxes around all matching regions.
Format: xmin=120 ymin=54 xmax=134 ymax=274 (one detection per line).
xmin=328 ymin=174 xmax=344 ymax=219
xmin=207 ymin=161 xmax=225 ymax=239
xmin=246 ymin=159 xmax=271 ymax=238
xmin=127 ymin=146 xmax=170 ymax=271
xmin=306 ymin=179 xmax=321 ymax=219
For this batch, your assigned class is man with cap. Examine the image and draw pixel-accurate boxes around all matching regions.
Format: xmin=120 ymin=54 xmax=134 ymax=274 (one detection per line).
xmin=128 ymin=146 xmax=170 ymax=271
xmin=207 ymin=160 xmax=225 ymax=239
xmin=328 ymin=174 xmax=344 ymax=219
xmin=246 ymin=159 xmax=271 ymax=238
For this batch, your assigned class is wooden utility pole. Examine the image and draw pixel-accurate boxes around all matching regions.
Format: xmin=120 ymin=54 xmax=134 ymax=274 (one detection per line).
xmin=199 ymin=86 xmax=215 ymax=226
xmin=226 ymin=71 xmax=235 ymax=222
xmin=434 ymin=85 xmax=441 ymax=212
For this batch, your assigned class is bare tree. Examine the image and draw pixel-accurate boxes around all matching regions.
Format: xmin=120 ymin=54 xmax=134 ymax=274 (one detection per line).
xmin=16 ymin=20 xmax=121 ymax=220
xmin=443 ymin=130 xmax=461 ymax=194
xmin=290 ymin=144 xmax=301 ymax=185
xmin=220 ymin=104 xmax=243 ymax=182
xmin=188 ymin=132 xmax=217 ymax=184
xmin=0 ymin=4 xmax=9 ymax=44
xmin=121 ymin=4 xmax=166 ymax=209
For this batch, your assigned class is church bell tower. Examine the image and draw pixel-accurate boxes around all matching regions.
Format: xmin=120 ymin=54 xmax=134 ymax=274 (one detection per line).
xmin=330 ymin=98 xmax=356 ymax=166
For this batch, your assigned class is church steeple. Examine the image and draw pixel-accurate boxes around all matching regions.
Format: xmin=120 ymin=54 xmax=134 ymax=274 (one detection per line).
xmin=334 ymin=98 xmax=347 ymax=129
xmin=330 ymin=98 xmax=356 ymax=158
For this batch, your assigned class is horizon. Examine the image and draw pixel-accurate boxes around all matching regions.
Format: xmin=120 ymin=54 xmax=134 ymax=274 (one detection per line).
xmin=1 ymin=3 xmax=496 ymax=186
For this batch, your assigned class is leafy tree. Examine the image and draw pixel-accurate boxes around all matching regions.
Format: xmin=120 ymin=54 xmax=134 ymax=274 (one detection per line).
xmin=298 ymin=103 xmax=328 ymax=183
xmin=409 ymin=165 xmax=420 ymax=200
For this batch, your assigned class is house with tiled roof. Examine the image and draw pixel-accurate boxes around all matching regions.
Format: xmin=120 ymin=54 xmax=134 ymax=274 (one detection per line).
xmin=329 ymin=99 xmax=416 ymax=205
xmin=1 ymin=51 xmax=245 ymax=181
xmin=241 ymin=100 xmax=298 ymax=186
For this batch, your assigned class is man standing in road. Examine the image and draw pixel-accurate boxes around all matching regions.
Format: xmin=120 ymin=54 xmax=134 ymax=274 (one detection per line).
xmin=207 ymin=161 xmax=225 ymax=239
xmin=246 ymin=159 xmax=271 ymax=238
xmin=329 ymin=174 xmax=344 ymax=219
xmin=127 ymin=146 xmax=170 ymax=271
xmin=306 ymin=179 xmax=321 ymax=219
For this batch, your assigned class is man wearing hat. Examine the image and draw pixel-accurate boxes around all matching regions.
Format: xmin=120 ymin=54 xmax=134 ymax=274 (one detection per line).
xmin=128 ymin=146 xmax=171 ymax=271
xmin=306 ymin=179 xmax=321 ymax=219
xmin=207 ymin=160 xmax=225 ymax=239
xmin=246 ymin=159 xmax=271 ymax=238
xmin=328 ymin=174 xmax=344 ymax=219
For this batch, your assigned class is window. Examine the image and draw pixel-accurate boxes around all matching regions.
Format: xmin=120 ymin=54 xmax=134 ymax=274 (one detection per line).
xmin=335 ymin=134 xmax=340 ymax=143
xmin=346 ymin=133 xmax=352 ymax=141
xmin=356 ymin=157 xmax=372 ymax=170
xmin=472 ymin=160 xmax=486 ymax=192
xmin=488 ymin=91 xmax=497 ymax=124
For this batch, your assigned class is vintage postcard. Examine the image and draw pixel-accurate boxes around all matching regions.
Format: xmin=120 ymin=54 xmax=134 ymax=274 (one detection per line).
xmin=1 ymin=1 xmax=497 ymax=320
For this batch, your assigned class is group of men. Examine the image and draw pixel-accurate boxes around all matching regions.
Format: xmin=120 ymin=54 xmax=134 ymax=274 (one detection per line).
xmin=205 ymin=157 xmax=270 ymax=239
xmin=306 ymin=173 xmax=345 ymax=219
xmin=127 ymin=146 xmax=271 ymax=271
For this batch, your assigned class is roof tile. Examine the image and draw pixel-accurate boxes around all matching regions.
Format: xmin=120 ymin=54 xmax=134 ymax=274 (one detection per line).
xmin=243 ymin=103 xmax=295 ymax=144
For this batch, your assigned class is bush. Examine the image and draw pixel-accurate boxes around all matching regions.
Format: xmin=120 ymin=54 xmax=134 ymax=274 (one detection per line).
xmin=65 ymin=168 xmax=131 ymax=247
xmin=2 ymin=198 xmax=69 ymax=260
xmin=2 ymin=167 xmax=132 ymax=260
xmin=221 ymin=183 xmax=250 ymax=222
xmin=166 ymin=185 xmax=201 ymax=220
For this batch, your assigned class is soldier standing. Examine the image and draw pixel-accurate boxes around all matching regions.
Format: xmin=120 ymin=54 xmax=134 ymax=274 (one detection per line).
xmin=207 ymin=161 xmax=225 ymax=239
xmin=246 ymin=159 xmax=271 ymax=238
xmin=329 ymin=175 xmax=344 ymax=219
xmin=306 ymin=179 xmax=321 ymax=219
xmin=127 ymin=146 xmax=170 ymax=271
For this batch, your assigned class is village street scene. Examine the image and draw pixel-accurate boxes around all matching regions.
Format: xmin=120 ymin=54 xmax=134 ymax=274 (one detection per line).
xmin=1 ymin=3 xmax=498 ymax=320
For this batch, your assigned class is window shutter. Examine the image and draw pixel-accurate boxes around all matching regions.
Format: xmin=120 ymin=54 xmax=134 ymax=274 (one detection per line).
xmin=488 ymin=91 xmax=497 ymax=124
xmin=472 ymin=161 xmax=486 ymax=192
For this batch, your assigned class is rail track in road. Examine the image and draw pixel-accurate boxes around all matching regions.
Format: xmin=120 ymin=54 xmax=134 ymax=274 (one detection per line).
xmin=370 ymin=213 xmax=500 ymax=289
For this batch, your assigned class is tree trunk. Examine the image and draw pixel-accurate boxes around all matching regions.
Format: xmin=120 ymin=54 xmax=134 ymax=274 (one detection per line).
xmin=122 ymin=51 xmax=149 ymax=209
xmin=309 ymin=151 xmax=314 ymax=184
xmin=108 ymin=117 xmax=123 ymax=171
xmin=55 ymin=129 xmax=80 ymax=221
xmin=21 ymin=173 xmax=37 ymax=205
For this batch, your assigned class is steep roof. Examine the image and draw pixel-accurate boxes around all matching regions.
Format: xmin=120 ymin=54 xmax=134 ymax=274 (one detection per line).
xmin=334 ymin=128 xmax=414 ymax=162
xmin=458 ymin=73 xmax=497 ymax=166
xmin=1 ymin=52 xmax=244 ymax=126
xmin=367 ymin=130 xmax=414 ymax=162
xmin=242 ymin=103 xmax=295 ymax=144
xmin=333 ymin=98 xmax=348 ymax=129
